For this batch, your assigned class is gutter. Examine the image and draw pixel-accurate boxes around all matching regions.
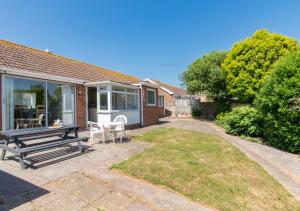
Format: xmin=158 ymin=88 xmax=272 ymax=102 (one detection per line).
xmin=136 ymin=84 xmax=144 ymax=127
xmin=0 ymin=66 xmax=87 ymax=84
xmin=85 ymin=81 xmax=142 ymax=89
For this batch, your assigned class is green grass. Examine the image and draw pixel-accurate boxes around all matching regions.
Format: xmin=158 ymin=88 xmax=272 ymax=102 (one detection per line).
xmin=112 ymin=128 xmax=300 ymax=211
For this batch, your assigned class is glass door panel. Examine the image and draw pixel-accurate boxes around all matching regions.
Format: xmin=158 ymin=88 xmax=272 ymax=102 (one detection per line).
xmin=47 ymin=83 xmax=63 ymax=126
xmin=5 ymin=77 xmax=46 ymax=130
xmin=62 ymin=85 xmax=75 ymax=125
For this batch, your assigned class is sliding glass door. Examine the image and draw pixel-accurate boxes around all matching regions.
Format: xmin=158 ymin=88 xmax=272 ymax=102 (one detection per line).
xmin=4 ymin=76 xmax=75 ymax=130
xmin=62 ymin=85 xmax=75 ymax=125
xmin=5 ymin=77 xmax=46 ymax=130
xmin=47 ymin=83 xmax=75 ymax=126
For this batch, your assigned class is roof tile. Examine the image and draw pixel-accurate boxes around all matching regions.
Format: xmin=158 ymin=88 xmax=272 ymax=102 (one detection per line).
xmin=0 ymin=40 xmax=140 ymax=84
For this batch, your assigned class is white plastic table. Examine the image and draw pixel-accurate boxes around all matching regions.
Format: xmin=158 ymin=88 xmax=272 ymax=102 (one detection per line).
xmin=102 ymin=122 xmax=125 ymax=143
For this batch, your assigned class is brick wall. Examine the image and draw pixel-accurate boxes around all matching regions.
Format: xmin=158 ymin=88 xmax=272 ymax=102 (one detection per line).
xmin=157 ymin=88 xmax=174 ymax=116
xmin=76 ymin=84 xmax=86 ymax=130
xmin=142 ymin=86 xmax=164 ymax=126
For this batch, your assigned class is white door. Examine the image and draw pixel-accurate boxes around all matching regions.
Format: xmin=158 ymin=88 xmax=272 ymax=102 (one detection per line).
xmin=62 ymin=85 xmax=75 ymax=125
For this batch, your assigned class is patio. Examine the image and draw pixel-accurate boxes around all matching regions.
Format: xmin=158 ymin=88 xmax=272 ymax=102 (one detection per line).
xmin=0 ymin=118 xmax=209 ymax=211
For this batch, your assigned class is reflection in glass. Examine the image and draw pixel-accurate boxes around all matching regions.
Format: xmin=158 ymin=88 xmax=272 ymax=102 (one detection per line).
xmin=5 ymin=77 xmax=45 ymax=130
xmin=47 ymin=83 xmax=63 ymax=126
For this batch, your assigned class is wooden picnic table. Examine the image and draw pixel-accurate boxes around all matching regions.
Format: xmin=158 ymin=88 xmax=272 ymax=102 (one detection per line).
xmin=0 ymin=125 xmax=88 ymax=169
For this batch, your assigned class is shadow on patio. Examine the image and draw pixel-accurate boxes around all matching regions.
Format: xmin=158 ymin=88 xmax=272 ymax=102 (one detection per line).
xmin=5 ymin=145 xmax=95 ymax=170
xmin=0 ymin=170 xmax=49 ymax=211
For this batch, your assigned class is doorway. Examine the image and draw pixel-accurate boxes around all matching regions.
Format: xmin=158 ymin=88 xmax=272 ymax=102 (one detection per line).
xmin=87 ymin=87 xmax=97 ymax=122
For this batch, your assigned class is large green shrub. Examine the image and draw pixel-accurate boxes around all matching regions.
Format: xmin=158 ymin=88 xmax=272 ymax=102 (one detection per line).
xmin=191 ymin=106 xmax=202 ymax=117
xmin=182 ymin=51 xmax=230 ymax=102
xmin=217 ymin=106 xmax=263 ymax=137
xmin=255 ymin=52 xmax=300 ymax=153
xmin=222 ymin=29 xmax=299 ymax=103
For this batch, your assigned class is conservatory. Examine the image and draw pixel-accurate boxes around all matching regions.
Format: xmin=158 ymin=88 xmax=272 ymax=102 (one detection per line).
xmin=86 ymin=81 xmax=141 ymax=126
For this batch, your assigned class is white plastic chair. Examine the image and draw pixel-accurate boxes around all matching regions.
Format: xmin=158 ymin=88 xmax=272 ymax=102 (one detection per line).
xmin=112 ymin=115 xmax=127 ymax=143
xmin=87 ymin=121 xmax=106 ymax=143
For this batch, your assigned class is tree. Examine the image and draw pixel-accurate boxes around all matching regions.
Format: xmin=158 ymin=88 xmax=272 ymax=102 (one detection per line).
xmin=182 ymin=51 xmax=229 ymax=102
xmin=255 ymin=52 xmax=300 ymax=153
xmin=222 ymin=29 xmax=299 ymax=103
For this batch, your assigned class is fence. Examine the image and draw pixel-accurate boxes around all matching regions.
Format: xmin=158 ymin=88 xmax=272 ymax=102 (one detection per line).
xmin=165 ymin=96 xmax=216 ymax=118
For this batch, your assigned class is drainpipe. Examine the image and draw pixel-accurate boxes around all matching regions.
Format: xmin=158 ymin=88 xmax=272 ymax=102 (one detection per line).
xmin=139 ymin=84 xmax=144 ymax=127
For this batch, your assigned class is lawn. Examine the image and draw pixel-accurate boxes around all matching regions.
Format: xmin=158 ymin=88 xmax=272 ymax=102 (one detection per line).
xmin=112 ymin=128 xmax=300 ymax=211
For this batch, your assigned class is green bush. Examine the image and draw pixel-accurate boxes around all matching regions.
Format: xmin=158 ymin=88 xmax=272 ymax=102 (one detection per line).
xmin=216 ymin=106 xmax=263 ymax=137
xmin=222 ymin=29 xmax=299 ymax=103
xmin=255 ymin=52 xmax=300 ymax=153
xmin=191 ymin=106 xmax=202 ymax=117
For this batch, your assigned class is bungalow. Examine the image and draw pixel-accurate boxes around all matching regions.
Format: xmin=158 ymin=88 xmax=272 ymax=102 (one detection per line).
xmin=144 ymin=79 xmax=189 ymax=116
xmin=0 ymin=40 xmax=163 ymax=131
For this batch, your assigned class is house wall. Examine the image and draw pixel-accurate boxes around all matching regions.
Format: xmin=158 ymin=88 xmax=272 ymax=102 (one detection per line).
xmin=158 ymin=88 xmax=173 ymax=116
xmin=76 ymin=84 xmax=86 ymax=130
xmin=97 ymin=110 xmax=140 ymax=126
xmin=142 ymin=85 xmax=164 ymax=126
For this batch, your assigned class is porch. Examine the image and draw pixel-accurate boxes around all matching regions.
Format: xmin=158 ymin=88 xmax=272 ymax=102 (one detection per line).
xmin=86 ymin=81 xmax=141 ymax=128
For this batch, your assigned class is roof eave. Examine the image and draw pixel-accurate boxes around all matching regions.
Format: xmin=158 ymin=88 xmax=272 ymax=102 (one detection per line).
xmin=0 ymin=66 xmax=88 ymax=84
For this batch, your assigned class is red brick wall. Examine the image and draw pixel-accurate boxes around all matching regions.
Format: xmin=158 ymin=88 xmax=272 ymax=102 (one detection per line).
xmin=158 ymin=88 xmax=173 ymax=106
xmin=158 ymin=88 xmax=174 ymax=116
xmin=142 ymin=86 xmax=164 ymax=126
xmin=76 ymin=84 xmax=86 ymax=130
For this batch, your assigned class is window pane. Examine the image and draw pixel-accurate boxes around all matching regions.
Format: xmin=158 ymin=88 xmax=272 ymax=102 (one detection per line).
xmin=112 ymin=93 xmax=126 ymax=110
xmin=63 ymin=85 xmax=74 ymax=111
xmin=47 ymin=83 xmax=63 ymax=126
xmin=147 ymin=90 xmax=155 ymax=105
xmin=158 ymin=96 xmax=164 ymax=107
xmin=5 ymin=77 xmax=46 ymax=130
xmin=100 ymin=92 xmax=108 ymax=110
xmin=127 ymin=95 xmax=138 ymax=110
xmin=112 ymin=86 xmax=125 ymax=92
xmin=99 ymin=86 xmax=107 ymax=91
xmin=127 ymin=88 xmax=138 ymax=93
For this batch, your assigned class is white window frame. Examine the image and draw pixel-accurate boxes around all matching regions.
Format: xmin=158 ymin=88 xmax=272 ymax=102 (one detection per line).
xmin=147 ymin=88 xmax=156 ymax=106
xmin=98 ymin=86 xmax=109 ymax=111
xmin=158 ymin=95 xmax=164 ymax=107
xmin=2 ymin=74 xmax=76 ymax=130
xmin=62 ymin=85 xmax=75 ymax=113
xmin=97 ymin=85 xmax=139 ymax=112
xmin=111 ymin=86 xmax=139 ymax=111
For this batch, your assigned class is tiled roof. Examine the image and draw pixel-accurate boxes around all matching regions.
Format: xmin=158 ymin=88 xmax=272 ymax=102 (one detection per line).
xmin=0 ymin=40 xmax=140 ymax=84
xmin=153 ymin=80 xmax=188 ymax=96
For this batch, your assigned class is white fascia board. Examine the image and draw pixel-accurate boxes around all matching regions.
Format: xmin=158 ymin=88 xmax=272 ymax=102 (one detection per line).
xmin=0 ymin=66 xmax=87 ymax=84
xmin=144 ymin=78 xmax=174 ymax=95
xmin=160 ymin=86 xmax=174 ymax=95
xmin=144 ymin=78 xmax=158 ymax=85
xmin=136 ymin=81 xmax=159 ymax=88
xmin=85 ymin=81 xmax=141 ymax=89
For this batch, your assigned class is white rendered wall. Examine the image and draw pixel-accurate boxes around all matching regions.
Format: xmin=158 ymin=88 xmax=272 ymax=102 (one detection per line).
xmin=97 ymin=110 xmax=140 ymax=125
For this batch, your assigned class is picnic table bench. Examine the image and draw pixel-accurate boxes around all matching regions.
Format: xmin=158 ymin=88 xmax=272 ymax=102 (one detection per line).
xmin=0 ymin=125 xmax=88 ymax=169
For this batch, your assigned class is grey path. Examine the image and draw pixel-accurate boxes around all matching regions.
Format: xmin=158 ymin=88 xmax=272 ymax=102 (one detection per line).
xmin=0 ymin=122 xmax=211 ymax=211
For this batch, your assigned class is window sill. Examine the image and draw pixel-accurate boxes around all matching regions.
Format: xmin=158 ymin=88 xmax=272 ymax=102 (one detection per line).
xmin=98 ymin=109 xmax=139 ymax=113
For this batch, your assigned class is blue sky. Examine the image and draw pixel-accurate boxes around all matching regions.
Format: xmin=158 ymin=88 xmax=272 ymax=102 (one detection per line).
xmin=1 ymin=0 xmax=299 ymax=87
